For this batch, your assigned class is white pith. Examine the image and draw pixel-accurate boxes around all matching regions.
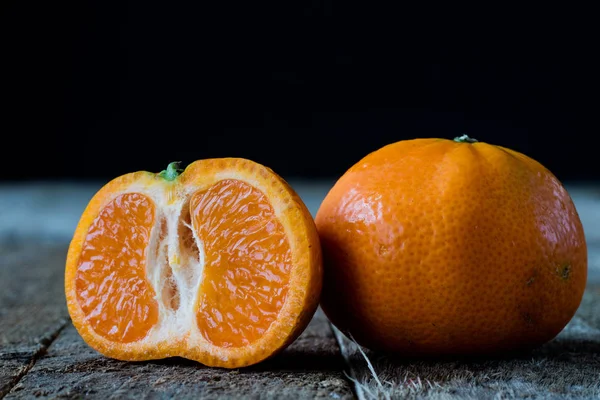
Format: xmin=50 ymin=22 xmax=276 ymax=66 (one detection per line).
xmin=116 ymin=180 xmax=209 ymax=347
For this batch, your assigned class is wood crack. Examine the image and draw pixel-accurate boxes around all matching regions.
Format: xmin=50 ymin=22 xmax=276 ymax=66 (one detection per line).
xmin=1 ymin=318 xmax=69 ymax=399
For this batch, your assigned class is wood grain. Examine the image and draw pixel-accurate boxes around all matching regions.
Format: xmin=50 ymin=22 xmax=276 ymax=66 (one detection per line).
xmin=0 ymin=243 xmax=353 ymax=399
xmin=0 ymin=244 xmax=69 ymax=397
xmin=1 ymin=181 xmax=599 ymax=399
xmin=7 ymin=312 xmax=352 ymax=399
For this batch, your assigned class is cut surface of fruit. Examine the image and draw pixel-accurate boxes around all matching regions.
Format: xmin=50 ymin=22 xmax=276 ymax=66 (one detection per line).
xmin=75 ymin=193 xmax=158 ymax=343
xmin=65 ymin=159 xmax=322 ymax=368
xmin=192 ymin=179 xmax=292 ymax=348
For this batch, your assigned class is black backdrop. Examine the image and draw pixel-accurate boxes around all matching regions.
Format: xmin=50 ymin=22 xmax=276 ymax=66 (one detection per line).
xmin=2 ymin=2 xmax=595 ymax=182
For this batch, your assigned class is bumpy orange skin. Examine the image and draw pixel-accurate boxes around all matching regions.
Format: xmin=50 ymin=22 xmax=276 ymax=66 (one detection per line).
xmin=65 ymin=158 xmax=322 ymax=368
xmin=315 ymin=138 xmax=587 ymax=355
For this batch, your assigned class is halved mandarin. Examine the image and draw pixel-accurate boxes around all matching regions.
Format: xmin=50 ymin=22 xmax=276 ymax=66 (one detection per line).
xmin=65 ymin=159 xmax=323 ymax=368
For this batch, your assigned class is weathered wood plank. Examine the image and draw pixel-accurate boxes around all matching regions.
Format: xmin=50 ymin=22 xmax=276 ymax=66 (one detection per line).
xmin=2 ymin=181 xmax=597 ymax=241
xmin=0 ymin=243 xmax=353 ymax=399
xmin=566 ymin=185 xmax=600 ymax=244
xmin=2 ymin=182 xmax=598 ymax=399
xmin=335 ymin=246 xmax=600 ymax=400
xmin=7 ymin=310 xmax=352 ymax=399
xmin=0 ymin=244 xmax=70 ymax=397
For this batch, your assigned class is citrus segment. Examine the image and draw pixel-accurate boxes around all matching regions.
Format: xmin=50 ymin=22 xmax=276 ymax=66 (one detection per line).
xmin=191 ymin=179 xmax=292 ymax=348
xmin=75 ymin=193 xmax=159 ymax=343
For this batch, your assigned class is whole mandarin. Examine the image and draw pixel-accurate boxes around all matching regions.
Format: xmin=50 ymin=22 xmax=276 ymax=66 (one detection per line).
xmin=315 ymin=136 xmax=587 ymax=355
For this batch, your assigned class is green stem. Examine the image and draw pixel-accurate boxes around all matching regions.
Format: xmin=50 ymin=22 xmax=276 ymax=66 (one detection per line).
xmin=454 ymin=134 xmax=478 ymax=143
xmin=159 ymin=161 xmax=183 ymax=181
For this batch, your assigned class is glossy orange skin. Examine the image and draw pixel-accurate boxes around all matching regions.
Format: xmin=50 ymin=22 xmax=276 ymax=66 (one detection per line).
xmin=315 ymin=138 xmax=587 ymax=355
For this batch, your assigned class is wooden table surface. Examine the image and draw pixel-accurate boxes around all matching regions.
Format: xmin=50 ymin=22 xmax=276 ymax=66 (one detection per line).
xmin=1 ymin=180 xmax=599 ymax=399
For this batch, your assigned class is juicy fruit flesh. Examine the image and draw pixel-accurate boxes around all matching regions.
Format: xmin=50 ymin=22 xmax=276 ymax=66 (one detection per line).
xmin=193 ymin=179 xmax=292 ymax=348
xmin=74 ymin=179 xmax=292 ymax=348
xmin=75 ymin=193 xmax=159 ymax=343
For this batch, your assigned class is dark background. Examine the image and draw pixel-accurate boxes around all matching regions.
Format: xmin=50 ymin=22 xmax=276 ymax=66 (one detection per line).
xmin=1 ymin=2 xmax=595 ymax=183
